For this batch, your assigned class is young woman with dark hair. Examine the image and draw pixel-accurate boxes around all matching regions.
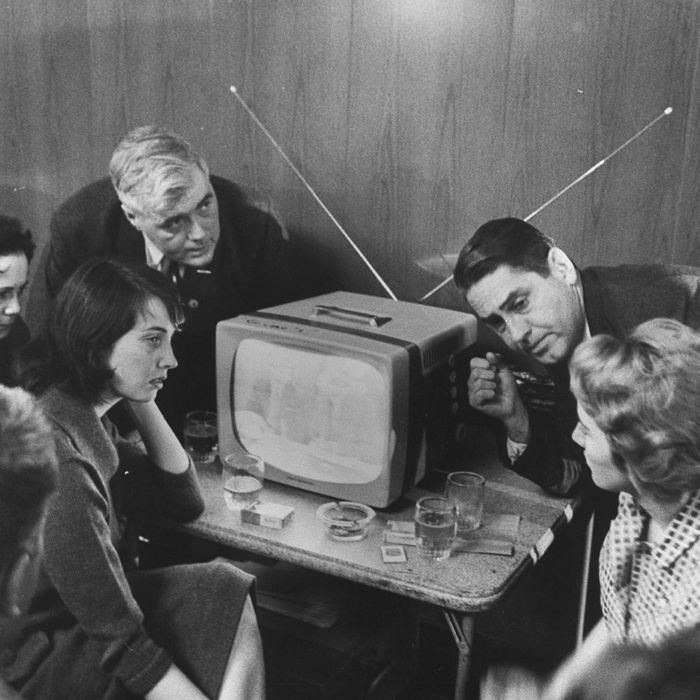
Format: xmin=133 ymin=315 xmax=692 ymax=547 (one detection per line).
xmin=8 ymin=259 xmax=264 ymax=700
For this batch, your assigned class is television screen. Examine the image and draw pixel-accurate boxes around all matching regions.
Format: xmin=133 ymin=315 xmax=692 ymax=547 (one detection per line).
xmin=232 ymin=338 xmax=394 ymax=485
xmin=217 ymin=291 xmax=478 ymax=506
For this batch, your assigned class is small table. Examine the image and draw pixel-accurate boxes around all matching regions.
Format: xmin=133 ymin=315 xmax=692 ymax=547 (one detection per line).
xmin=176 ymin=453 xmax=579 ymax=699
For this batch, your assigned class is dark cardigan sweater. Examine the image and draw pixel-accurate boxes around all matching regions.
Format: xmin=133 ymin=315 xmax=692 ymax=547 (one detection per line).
xmin=7 ymin=388 xmax=205 ymax=696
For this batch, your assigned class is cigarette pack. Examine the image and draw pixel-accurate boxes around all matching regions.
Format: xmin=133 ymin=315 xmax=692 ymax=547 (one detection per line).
xmin=241 ymin=502 xmax=294 ymax=529
xmin=383 ymin=519 xmax=416 ymax=546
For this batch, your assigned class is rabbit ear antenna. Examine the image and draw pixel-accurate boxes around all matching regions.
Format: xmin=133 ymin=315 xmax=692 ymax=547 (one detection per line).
xmin=419 ymin=106 xmax=674 ymax=303
xmin=230 ymin=86 xmax=397 ymax=300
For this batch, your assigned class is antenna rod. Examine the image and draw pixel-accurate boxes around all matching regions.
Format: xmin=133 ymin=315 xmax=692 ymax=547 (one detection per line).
xmin=525 ymin=106 xmax=673 ymax=221
xmin=419 ymin=106 xmax=674 ymax=302
xmin=229 ymin=86 xmax=398 ymax=300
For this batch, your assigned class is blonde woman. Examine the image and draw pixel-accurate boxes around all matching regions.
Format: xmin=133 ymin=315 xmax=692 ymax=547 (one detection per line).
xmin=547 ymin=318 xmax=700 ymax=696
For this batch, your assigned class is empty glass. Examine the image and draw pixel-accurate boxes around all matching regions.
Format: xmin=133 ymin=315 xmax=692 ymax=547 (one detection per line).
xmin=445 ymin=471 xmax=485 ymax=535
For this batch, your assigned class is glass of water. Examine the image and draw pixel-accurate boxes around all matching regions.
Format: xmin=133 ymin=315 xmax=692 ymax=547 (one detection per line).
xmin=183 ymin=410 xmax=218 ymax=463
xmin=222 ymin=452 xmax=265 ymax=511
xmin=445 ymin=471 xmax=485 ymax=535
xmin=414 ymin=495 xmax=457 ymax=561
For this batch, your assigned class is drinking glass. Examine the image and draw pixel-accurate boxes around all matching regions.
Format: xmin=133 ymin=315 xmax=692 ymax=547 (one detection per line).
xmin=222 ymin=452 xmax=265 ymax=511
xmin=414 ymin=496 xmax=457 ymax=561
xmin=445 ymin=471 xmax=485 ymax=535
xmin=183 ymin=410 xmax=218 ymax=463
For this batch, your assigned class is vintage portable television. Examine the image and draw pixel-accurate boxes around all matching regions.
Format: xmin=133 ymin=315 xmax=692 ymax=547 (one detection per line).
xmin=216 ymin=291 xmax=477 ymax=508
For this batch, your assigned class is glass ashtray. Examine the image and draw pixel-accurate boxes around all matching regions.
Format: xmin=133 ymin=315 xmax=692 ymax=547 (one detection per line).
xmin=316 ymin=501 xmax=376 ymax=541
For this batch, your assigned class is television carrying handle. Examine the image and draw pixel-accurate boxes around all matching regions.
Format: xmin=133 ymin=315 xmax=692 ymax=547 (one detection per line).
xmin=311 ymin=304 xmax=392 ymax=328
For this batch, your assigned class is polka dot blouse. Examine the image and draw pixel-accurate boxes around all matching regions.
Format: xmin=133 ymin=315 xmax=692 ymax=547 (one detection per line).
xmin=600 ymin=489 xmax=700 ymax=646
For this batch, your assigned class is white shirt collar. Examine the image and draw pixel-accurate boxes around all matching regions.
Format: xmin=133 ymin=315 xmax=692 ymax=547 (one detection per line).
xmin=142 ymin=235 xmax=166 ymax=271
xmin=573 ymin=270 xmax=592 ymax=341
xmin=141 ymin=235 xmax=186 ymax=278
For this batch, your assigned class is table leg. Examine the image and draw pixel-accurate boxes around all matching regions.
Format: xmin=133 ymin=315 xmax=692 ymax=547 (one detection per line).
xmin=444 ymin=610 xmax=475 ymax=700
xmin=576 ymin=512 xmax=595 ymax=646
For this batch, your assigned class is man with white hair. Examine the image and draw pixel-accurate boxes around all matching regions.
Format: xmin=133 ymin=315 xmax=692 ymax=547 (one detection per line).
xmin=39 ymin=125 xmax=298 ymax=435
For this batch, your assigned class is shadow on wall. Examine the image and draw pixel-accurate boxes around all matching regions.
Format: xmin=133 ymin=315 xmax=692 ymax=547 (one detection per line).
xmin=7 ymin=185 xmax=338 ymax=337
xmin=0 ymin=173 xmax=338 ymax=336
xmin=288 ymin=226 xmax=355 ymax=302
xmin=0 ymin=178 xmax=464 ymax=339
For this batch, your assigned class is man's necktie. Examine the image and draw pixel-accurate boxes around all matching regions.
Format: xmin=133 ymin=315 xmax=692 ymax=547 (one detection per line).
xmin=164 ymin=258 xmax=182 ymax=289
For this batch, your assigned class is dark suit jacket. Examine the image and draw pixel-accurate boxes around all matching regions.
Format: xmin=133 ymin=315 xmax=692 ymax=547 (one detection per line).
xmin=512 ymin=263 xmax=700 ymax=497
xmin=41 ymin=176 xmax=299 ymax=434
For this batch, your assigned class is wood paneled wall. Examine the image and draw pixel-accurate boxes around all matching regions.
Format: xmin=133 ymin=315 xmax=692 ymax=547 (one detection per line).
xmin=2 ymin=0 xmax=700 ymax=314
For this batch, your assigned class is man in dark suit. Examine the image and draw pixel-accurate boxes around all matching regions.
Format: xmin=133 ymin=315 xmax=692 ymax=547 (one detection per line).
xmin=39 ymin=125 xmax=299 ymax=435
xmin=452 ymin=216 xmax=700 ymax=662
xmin=453 ymin=217 xmax=700 ymax=497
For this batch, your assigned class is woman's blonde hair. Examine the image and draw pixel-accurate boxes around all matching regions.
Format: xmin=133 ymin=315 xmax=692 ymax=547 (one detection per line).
xmin=570 ymin=318 xmax=700 ymax=502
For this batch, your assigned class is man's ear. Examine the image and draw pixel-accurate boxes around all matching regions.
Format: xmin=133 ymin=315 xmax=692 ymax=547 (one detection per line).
xmin=120 ymin=202 xmax=140 ymax=228
xmin=547 ymin=247 xmax=577 ymax=285
xmin=0 ymin=550 xmax=32 ymax=619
